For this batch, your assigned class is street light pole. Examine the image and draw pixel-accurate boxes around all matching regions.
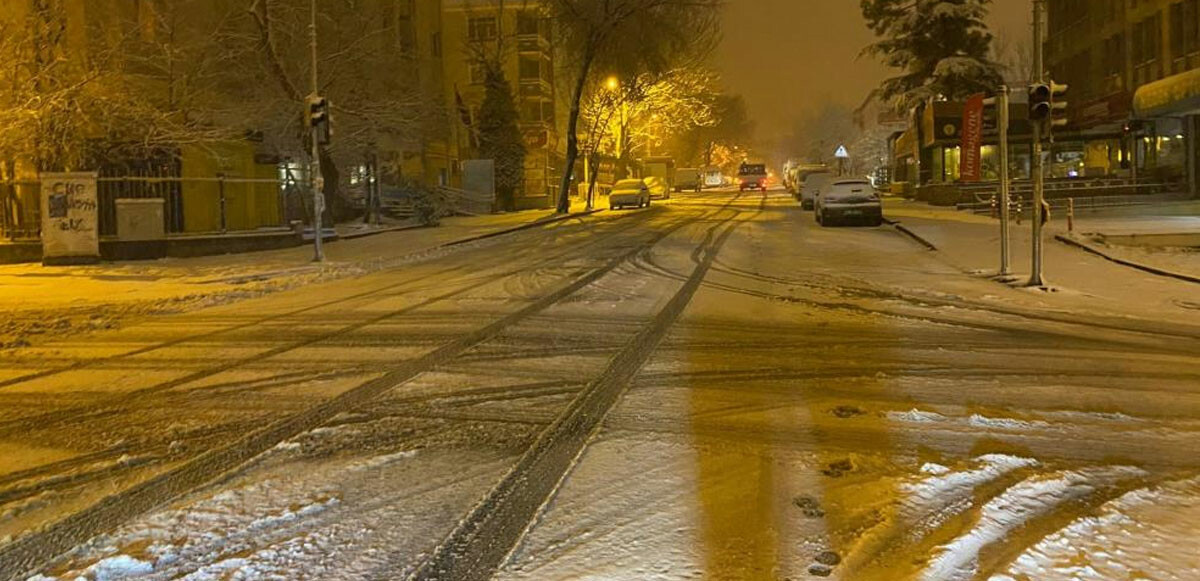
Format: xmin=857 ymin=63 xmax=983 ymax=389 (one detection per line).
xmin=1029 ymin=0 xmax=1046 ymax=286
xmin=309 ymin=0 xmax=325 ymax=262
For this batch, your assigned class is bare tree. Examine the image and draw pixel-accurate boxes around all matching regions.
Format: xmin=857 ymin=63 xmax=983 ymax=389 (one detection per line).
xmin=242 ymin=0 xmax=441 ymax=218
xmin=547 ymin=0 xmax=722 ymax=213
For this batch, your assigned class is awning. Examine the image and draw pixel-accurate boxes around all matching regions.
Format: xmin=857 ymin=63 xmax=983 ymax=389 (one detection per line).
xmin=1134 ymin=68 xmax=1200 ymax=117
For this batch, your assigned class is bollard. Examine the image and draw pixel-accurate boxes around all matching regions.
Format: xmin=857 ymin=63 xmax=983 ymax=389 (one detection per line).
xmin=1067 ymin=197 xmax=1075 ymax=233
xmin=990 ymin=194 xmax=998 ymax=219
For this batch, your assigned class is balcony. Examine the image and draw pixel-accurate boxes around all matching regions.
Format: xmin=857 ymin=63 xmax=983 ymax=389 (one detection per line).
xmin=519 ymin=77 xmax=553 ymax=98
xmin=517 ymin=34 xmax=551 ymax=54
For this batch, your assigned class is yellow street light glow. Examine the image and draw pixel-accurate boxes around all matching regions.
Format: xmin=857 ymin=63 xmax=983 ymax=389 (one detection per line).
xmin=605 ymin=76 xmax=619 ymax=91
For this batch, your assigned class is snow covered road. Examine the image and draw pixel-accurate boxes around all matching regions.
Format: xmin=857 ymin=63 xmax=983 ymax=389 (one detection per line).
xmin=3 ymin=190 xmax=1198 ymax=580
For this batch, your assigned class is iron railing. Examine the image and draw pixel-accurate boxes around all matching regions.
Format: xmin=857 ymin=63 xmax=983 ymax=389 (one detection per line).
xmin=1 ymin=176 xmax=286 ymax=241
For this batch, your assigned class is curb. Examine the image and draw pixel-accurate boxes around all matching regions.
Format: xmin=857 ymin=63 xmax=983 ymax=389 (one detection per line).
xmin=337 ymin=223 xmax=425 ymax=241
xmin=883 ymin=218 xmax=938 ymax=251
xmin=1054 ymin=234 xmax=1200 ymax=285
xmin=440 ymin=208 xmax=604 ymax=249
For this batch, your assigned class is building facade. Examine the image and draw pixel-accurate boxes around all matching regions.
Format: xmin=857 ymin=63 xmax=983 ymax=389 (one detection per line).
xmin=1046 ymin=0 xmax=1200 ymax=191
xmin=442 ymin=0 xmax=562 ymax=208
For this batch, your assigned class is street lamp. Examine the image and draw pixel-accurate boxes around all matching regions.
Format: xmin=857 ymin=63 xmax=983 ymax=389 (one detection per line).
xmin=606 ymin=76 xmax=619 ymax=92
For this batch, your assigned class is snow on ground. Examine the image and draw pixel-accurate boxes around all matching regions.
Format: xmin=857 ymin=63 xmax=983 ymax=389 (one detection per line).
xmin=991 ymin=476 xmax=1200 ymax=580
xmin=30 ymin=446 xmax=517 ymax=580
xmin=0 ymin=205 xmax=597 ymax=351
xmin=920 ymin=466 xmax=1148 ymax=581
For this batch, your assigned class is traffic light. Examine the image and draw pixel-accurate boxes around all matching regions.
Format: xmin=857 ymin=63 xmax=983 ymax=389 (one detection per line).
xmin=307 ymin=94 xmax=332 ymax=145
xmin=1029 ymin=81 xmax=1068 ymax=133
xmin=981 ymin=95 xmax=1000 ymax=132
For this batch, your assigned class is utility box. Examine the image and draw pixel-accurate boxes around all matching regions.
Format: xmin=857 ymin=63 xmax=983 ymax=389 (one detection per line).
xmin=115 ymin=198 xmax=166 ymax=241
xmin=110 ymin=198 xmax=168 ymax=261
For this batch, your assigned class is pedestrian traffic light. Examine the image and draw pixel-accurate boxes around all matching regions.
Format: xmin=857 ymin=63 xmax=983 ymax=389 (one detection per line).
xmin=307 ymin=94 xmax=332 ymax=145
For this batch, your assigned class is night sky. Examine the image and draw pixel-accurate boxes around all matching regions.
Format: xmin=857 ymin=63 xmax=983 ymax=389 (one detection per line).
xmin=716 ymin=0 xmax=1033 ymax=142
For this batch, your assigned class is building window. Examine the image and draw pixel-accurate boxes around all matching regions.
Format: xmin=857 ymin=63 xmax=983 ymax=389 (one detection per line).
xmin=469 ymin=63 xmax=487 ymax=85
xmin=517 ymin=12 xmax=540 ymax=36
xmin=523 ymin=99 xmax=543 ymax=122
xmin=468 ymin=17 xmax=498 ymax=42
xmin=519 ymin=56 xmax=541 ymax=80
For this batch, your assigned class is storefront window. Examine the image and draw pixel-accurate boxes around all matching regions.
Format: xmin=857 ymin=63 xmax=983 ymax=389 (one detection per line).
xmin=939 ymin=146 xmax=961 ymax=182
xmin=1153 ymin=117 xmax=1186 ymax=181
xmin=980 ymin=145 xmax=999 ymax=181
xmin=1051 ymin=144 xmax=1086 ymax=178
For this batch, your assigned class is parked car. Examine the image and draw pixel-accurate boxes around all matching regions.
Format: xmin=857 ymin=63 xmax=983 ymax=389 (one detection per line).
xmin=609 ymin=179 xmax=651 ymax=210
xmin=815 ymin=178 xmax=884 ymax=227
xmin=644 ymin=176 xmax=671 ymax=200
xmin=799 ymin=172 xmax=833 ymax=210
xmin=674 ymin=168 xmax=702 ymax=192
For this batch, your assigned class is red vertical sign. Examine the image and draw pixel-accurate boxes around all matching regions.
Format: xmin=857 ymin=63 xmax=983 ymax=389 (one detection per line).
xmin=960 ymin=93 xmax=985 ymax=182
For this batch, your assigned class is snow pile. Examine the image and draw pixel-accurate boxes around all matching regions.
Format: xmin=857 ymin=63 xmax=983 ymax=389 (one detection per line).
xmin=900 ymin=455 xmax=1037 ymax=527
xmin=921 ymin=466 xmax=1146 ymax=581
xmin=889 ymin=409 xmax=948 ymax=423
xmin=967 ymin=414 xmax=1051 ymax=431
xmin=992 ymin=476 xmax=1200 ymax=580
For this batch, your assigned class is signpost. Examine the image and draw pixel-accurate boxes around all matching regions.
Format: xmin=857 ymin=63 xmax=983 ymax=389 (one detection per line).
xmin=835 ymin=145 xmax=849 ymax=176
xmin=40 ymin=172 xmax=100 ymax=265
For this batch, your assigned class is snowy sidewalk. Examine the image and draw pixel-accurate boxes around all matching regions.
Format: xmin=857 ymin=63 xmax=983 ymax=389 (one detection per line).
xmin=0 ymin=199 xmax=604 ymax=349
xmin=882 ymin=198 xmax=1200 ymax=319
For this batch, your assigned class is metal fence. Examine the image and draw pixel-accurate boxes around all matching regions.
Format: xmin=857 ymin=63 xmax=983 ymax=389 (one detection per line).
xmin=0 ymin=180 xmax=41 ymax=241
xmin=2 ymin=176 xmax=286 ymax=242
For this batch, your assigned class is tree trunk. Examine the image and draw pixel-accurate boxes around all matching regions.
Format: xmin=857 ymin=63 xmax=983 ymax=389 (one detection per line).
xmin=556 ymin=45 xmax=596 ymax=214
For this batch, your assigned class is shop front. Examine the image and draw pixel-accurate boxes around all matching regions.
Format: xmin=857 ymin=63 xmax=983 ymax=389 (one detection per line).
xmin=1135 ymin=67 xmax=1200 ymax=196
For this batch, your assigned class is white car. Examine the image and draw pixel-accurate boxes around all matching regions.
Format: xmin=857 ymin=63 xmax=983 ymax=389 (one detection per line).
xmin=815 ymin=179 xmax=884 ymax=227
xmin=644 ymin=176 xmax=671 ymax=200
xmin=799 ymin=172 xmax=833 ymax=210
xmin=609 ymin=179 xmax=650 ymax=210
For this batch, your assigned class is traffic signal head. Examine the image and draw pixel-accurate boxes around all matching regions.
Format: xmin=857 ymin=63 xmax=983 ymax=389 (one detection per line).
xmin=1029 ymin=83 xmax=1052 ymax=121
xmin=306 ymin=95 xmax=332 ymax=145
xmin=1048 ymin=81 xmax=1069 ymax=130
xmin=1029 ymin=81 xmax=1068 ymax=131
xmin=981 ymin=95 xmax=1000 ymax=132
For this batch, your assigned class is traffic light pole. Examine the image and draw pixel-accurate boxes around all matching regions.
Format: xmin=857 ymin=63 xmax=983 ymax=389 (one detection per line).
xmin=309 ymin=0 xmax=325 ymax=263
xmin=998 ymin=86 xmax=1011 ymax=277
xmin=1030 ymin=122 xmax=1046 ymax=287
xmin=1029 ymin=0 xmax=1046 ymax=287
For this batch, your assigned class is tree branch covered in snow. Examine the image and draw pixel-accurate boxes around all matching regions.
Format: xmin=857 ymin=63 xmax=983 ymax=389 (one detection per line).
xmin=859 ymin=0 xmax=1004 ymax=112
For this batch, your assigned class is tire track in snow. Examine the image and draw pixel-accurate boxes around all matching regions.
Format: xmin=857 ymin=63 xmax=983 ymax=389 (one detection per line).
xmin=0 ymin=210 xmax=707 ymax=580
xmin=0 ymin=210 xmax=636 ymax=393
xmin=0 ymin=213 xmax=664 ymax=438
xmin=406 ymin=191 xmax=761 ymax=581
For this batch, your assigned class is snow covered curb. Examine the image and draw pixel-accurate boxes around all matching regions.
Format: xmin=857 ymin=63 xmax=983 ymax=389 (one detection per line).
xmin=882 ymin=217 xmax=939 ymax=251
xmin=1055 ymin=234 xmax=1200 ymax=285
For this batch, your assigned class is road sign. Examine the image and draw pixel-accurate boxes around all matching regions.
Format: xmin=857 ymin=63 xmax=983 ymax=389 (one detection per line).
xmin=834 ymin=145 xmax=850 ymax=159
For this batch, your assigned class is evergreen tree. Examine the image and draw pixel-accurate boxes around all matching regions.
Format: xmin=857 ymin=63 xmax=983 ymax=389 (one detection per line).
xmin=861 ymin=0 xmax=1004 ymax=111
xmin=477 ymin=66 xmax=526 ymax=212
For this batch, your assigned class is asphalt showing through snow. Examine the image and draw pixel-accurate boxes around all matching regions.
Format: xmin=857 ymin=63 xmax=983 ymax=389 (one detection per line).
xmin=2 ymin=189 xmax=1198 ymax=580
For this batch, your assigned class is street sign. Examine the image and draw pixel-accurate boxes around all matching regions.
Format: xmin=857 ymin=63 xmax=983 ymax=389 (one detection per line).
xmin=960 ymin=93 xmax=985 ymax=182
xmin=834 ymin=145 xmax=850 ymax=159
